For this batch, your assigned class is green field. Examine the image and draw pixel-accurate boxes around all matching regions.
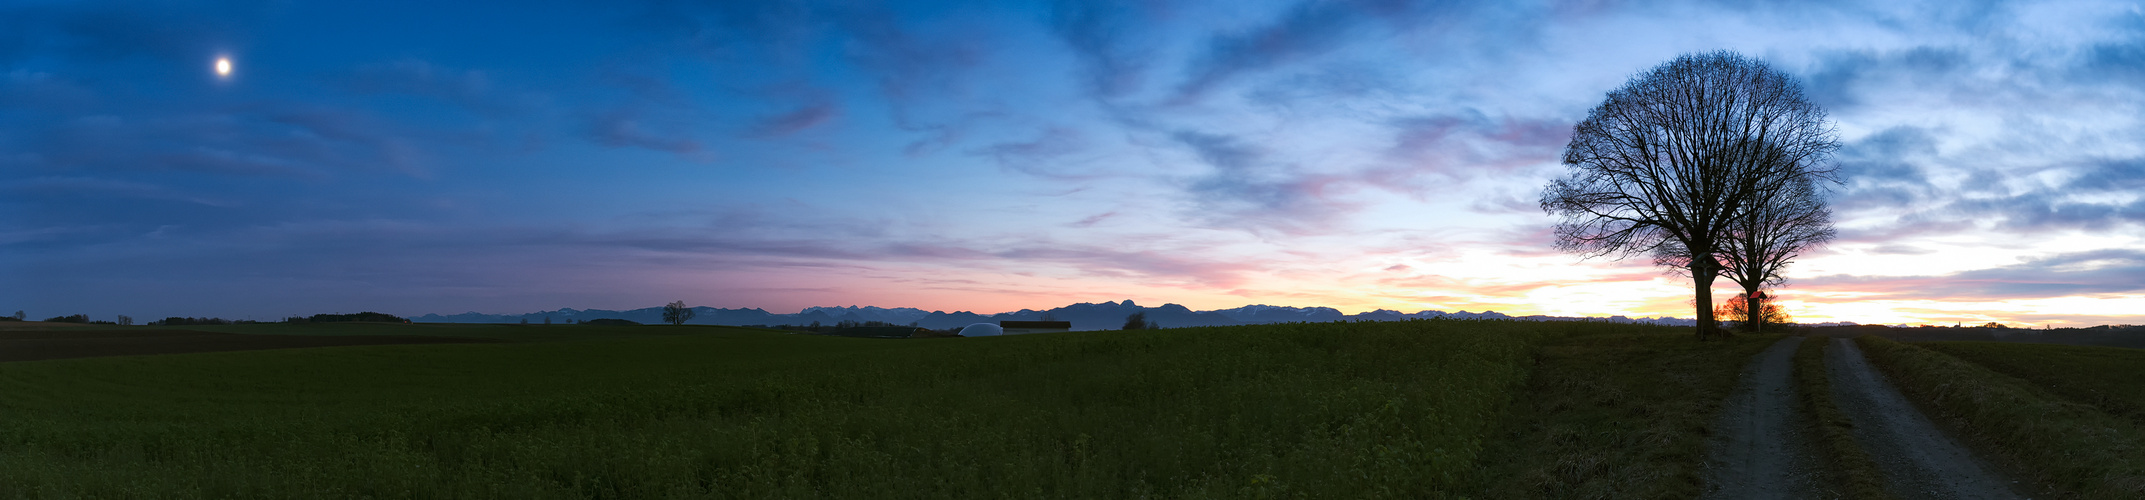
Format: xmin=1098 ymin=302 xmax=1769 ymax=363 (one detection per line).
xmin=0 ymin=320 xmax=1578 ymax=498
xmin=1917 ymin=341 xmax=2145 ymax=425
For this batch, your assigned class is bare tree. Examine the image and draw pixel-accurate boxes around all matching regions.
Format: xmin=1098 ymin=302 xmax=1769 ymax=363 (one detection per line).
xmin=662 ymin=300 xmax=696 ymax=326
xmin=1717 ymin=175 xmax=1835 ymax=333
xmin=1541 ymin=51 xmax=1837 ymax=339
xmin=117 ymin=315 xmax=134 ymax=326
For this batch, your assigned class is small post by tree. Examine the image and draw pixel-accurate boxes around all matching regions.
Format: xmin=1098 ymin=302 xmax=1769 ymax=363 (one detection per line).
xmin=663 ymin=300 xmax=696 ymax=326
xmin=1541 ymin=50 xmax=1837 ymax=340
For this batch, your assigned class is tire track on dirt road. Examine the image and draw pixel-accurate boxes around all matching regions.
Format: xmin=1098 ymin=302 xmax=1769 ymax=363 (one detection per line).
xmin=1702 ymin=337 xmax=1821 ymax=500
xmin=1827 ymin=337 xmax=2025 ymax=500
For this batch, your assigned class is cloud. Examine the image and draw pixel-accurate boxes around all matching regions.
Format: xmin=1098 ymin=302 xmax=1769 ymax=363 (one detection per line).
xmin=342 ymin=59 xmax=540 ymax=118
xmin=7 ymin=107 xmax=426 ymax=178
xmin=1385 ymin=111 xmax=1569 ymax=174
xmin=1803 ymin=248 xmax=2145 ymax=301
xmin=584 ymin=109 xmax=706 ymax=156
xmin=26 ymin=4 xmax=242 ymax=62
xmin=973 ymin=127 xmax=1094 ymax=178
xmin=590 ymin=228 xmax=1261 ymax=289
xmin=1050 ymin=0 xmax=1153 ymax=99
xmin=1174 ymin=130 xmax=1353 ymax=234
xmin=1802 ymin=47 xmax=1971 ymax=108
xmin=751 ymin=101 xmax=838 ymax=136
xmin=1173 ymin=1 xmax=1366 ymax=103
xmin=1 ymin=176 xmax=232 ymax=207
xmin=1069 ymin=211 xmax=1117 ymax=228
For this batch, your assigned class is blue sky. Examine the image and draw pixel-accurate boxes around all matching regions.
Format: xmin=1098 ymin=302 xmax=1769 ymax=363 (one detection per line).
xmin=5 ymin=0 xmax=2144 ymax=326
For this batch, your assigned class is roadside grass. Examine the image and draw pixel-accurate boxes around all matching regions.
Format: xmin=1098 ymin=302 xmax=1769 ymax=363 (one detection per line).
xmin=1793 ymin=336 xmax=1893 ymax=500
xmin=1917 ymin=341 xmax=2145 ymax=426
xmin=0 ymin=319 xmax=1547 ymax=498
xmin=1468 ymin=326 xmax=1777 ymax=499
xmin=1854 ymin=336 xmax=2145 ymax=499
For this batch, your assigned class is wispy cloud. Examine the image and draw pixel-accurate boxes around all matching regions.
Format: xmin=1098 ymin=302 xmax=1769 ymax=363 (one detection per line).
xmin=1803 ymin=249 xmax=2145 ymax=301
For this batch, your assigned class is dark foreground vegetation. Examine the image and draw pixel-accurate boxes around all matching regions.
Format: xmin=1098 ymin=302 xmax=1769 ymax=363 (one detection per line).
xmin=0 ymin=319 xmax=1561 ymax=498
xmin=1920 ymin=342 xmax=2145 ymax=425
xmin=1466 ymin=325 xmax=1780 ymax=497
xmin=7 ymin=319 xmax=2139 ymax=497
xmin=1858 ymin=337 xmax=2145 ymax=499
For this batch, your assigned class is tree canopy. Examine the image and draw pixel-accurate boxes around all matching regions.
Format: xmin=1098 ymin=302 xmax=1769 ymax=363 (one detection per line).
xmin=1542 ymin=50 xmax=1838 ymax=338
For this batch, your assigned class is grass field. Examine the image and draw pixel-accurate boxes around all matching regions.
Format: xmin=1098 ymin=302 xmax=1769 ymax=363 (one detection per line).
xmin=0 ymin=319 xmax=1570 ymax=498
xmin=1917 ymin=341 xmax=2145 ymax=426
xmin=1855 ymin=336 xmax=2145 ymax=499
xmin=1466 ymin=326 xmax=1777 ymax=498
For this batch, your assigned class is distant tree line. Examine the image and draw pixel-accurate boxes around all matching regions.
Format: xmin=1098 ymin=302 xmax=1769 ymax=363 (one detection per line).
xmin=41 ymin=314 xmax=108 ymax=324
xmin=288 ymin=312 xmax=408 ymax=323
xmin=149 ymin=317 xmax=262 ymax=326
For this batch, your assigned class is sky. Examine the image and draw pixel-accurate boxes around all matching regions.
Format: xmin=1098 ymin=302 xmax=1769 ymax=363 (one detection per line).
xmin=4 ymin=0 xmax=2144 ymax=327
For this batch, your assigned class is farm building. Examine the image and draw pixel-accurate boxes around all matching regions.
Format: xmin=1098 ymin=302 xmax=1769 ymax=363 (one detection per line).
xmin=1000 ymin=321 xmax=1071 ymax=335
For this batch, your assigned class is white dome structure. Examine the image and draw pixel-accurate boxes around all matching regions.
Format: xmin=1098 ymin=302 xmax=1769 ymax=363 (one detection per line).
xmin=958 ymin=323 xmax=1003 ymax=337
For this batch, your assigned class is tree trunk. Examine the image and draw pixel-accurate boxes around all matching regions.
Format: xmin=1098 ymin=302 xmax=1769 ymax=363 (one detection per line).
xmin=1693 ymin=270 xmax=1718 ymax=340
xmin=1744 ymin=286 xmax=1763 ymax=334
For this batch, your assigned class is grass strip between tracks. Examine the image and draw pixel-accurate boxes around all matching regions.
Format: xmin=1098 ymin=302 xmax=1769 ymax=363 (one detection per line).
xmin=1854 ymin=335 xmax=2145 ymax=499
xmin=1793 ymin=336 xmax=1893 ymax=500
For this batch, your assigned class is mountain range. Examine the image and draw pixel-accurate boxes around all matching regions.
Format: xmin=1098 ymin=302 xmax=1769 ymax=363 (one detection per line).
xmin=410 ymin=300 xmax=1706 ymax=330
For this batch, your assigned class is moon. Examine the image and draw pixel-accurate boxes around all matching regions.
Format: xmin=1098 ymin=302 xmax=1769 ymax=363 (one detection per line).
xmin=215 ymin=57 xmax=233 ymax=77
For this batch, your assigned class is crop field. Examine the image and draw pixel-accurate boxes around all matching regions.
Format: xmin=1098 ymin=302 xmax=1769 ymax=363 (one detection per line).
xmin=1917 ymin=341 xmax=2145 ymax=425
xmin=0 ymin=319 xmax=1592 ymax=498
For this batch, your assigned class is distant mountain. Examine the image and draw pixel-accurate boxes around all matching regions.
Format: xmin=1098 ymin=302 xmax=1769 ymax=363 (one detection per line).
xmin=410 ymin=300 xmax=1698 ymax=330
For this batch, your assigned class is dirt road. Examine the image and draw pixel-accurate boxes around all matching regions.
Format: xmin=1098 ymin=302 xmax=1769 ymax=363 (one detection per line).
xmin=1702 ymin=337 xmax=1821 ymax=499
xmin=1826 ymin=337 xmax=2024 ymax=500
xmin=0 ymin=329 xmax=495 ymax=362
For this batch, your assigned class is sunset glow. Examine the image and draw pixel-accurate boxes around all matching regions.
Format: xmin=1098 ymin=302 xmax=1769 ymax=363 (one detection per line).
xmin=4 ymin=1 xmax=2143 ymax=327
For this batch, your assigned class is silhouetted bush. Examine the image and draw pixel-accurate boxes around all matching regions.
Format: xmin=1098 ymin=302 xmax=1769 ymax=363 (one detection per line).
xmin=43 ymin=314 xmax=89 ymax=323
xmin=582 ymin=318 xmax=640 ymax=326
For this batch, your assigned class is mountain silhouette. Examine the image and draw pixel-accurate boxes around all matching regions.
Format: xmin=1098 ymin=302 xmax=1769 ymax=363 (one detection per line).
xmin=410 ymin=300 xmax=1703 ymax=330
